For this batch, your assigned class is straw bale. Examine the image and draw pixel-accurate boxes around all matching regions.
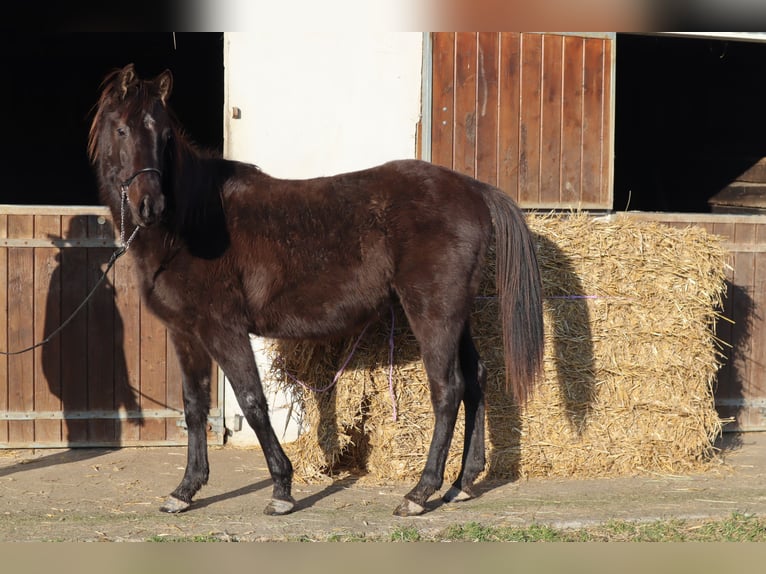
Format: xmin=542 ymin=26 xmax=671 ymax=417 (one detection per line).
xmin=270 ymin=213 xmax=728 ymax=483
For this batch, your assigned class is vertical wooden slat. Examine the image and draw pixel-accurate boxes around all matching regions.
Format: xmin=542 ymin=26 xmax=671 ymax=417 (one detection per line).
xmin=454 ymin=32 xmax=478 ymax=177
xmin=582 ymin=38 xmax=607 ymax=205
xmin=748 ymin=224 xmax=766 ymax=416
xmin=561 ymin=36 xmax=585 ymax=205
xmin=710 ymin=221 xmax=735 ymax=393
xmin=476 ymin=32 xmax=499 ymax=187
xmin=540 ymin=34 xmax=564 ymax=204
xmin=165 ymin=333 xmax=185 ymax=442
xmin=600 ymin=39 xmax=613 ymax=207
xmin=7 ymin=215 xmax=34 ymax=444
xmin=752 ymin=225 xmax=766 ymax=402
xmin=87 ymin=215 xmax=116 ymax=442
xmin=518 ymin=33 xmax=542 ymax=205
xmin=34 ymin=214 xmax=62 ymax=444
xmin=0 ymin=214 xmax=8 ymax=443
xmin=113 ymin=226 xmax=142 ymax=444
xmin=732 ymin=223 xmax=757 ymax=404
xmin=431 ymin=32 xmax=455 ymax=170
xmin=60 ymin=214 xmax=89 ymax=444
xmin=498 ymin=33 xmax=521 ymax=200
xmin=140 ymin=303 xmax=168 ymax=442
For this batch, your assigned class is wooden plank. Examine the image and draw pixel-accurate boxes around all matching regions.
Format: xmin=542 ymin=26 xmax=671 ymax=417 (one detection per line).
xmin=87 ymin=215 xmax=117 ymax=442
xmin=732 ymin=221 xmax=756 ymax=402
xmin=750 ymin=224 xmax=766 ymax=407
xmin=498 ymin=32 xmax=521 ymax=200
xmin=430 ymin=32 xmax=455 ymax=170
xmin=601 ymin=39 xmax=613 ymax=207
xmin=0 ymin=205 xmax=110 ymax=217
xmin=540 ymin=34 xmax=563 ymax=204
xmin=165 ymin=332 xmax=185 ymax=442
xmin=710 ymin=220 xmax=735 ymax=395
xmin=140 ymin=301 xmax=168 ymax=442
xmin=34 ymin=214 xmax=62 ymax=444
xmin=561 ymin=35 xmax=584 ymax=205
xmin=0 ymin=214 xmax=7 ymax=443
xmin=60 ymin=214 xmax=89 ymax=444
xmin=518 ymin=33 xmax=543 ymax=205
xmin=7 ymin=215 xmax=34 ymax=444
xmin=476 ymin=32 xmax=499 ymax=187
xmin=581 ymin=38 xmax=607 ymax=206
xmin=112 ymin=220 xmax=143 ymax=444
xmin=454 ymin=32 xmax=478 ymax=177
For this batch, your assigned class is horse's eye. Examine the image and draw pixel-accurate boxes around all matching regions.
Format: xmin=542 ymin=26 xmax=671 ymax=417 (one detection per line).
xmin=117 ymin=127 xmax=127 ymax=137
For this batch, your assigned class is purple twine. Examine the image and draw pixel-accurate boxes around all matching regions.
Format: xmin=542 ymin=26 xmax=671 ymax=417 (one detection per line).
xmin=278 ymin=307 xmax=399 ymax=422
xmin=388 ymin=305 xmax=397 ymax=422
xmin=278 ymin=322 xmax=371 ymax=394
xmin=476 ymin=295 xmax=630 ymax=301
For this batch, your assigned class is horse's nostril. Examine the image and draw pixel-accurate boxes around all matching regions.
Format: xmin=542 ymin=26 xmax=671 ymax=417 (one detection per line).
xmin=140 ymin=196 xmax=153 ymax=220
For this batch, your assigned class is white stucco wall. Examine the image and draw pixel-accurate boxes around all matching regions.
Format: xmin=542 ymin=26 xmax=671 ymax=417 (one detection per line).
xmin=221 ymin=32 xmax=424 ymax=446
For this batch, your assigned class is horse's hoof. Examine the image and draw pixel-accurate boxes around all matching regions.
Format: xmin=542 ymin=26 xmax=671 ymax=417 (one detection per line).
xmin=393 ymin=498 xmax=425 ymax=517
xmin=160 ymin=495 xmax=191 ymax=513
xmin=263 ymin=497 xmax=295 ymax=516
xmin=443 ymin=486 xmax=474 ymax=503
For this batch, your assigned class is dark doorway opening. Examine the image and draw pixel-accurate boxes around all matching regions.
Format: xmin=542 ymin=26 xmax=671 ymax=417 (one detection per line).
xmin=1 ymin=32 xmax=223 ymax=206
xmin=614 ymin=34 xmax=766 ymax=213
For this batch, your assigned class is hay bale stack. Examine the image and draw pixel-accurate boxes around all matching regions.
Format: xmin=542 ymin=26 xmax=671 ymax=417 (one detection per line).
xmin=270 ymin=213 xmax=728 ymax=483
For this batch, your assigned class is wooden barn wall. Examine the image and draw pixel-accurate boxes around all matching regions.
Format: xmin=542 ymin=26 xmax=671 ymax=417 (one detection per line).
xmin=429 ymin=32 xmax=614 ymax=210
xmin=0 ymin=206 xmax=223 ymax=448
xmin=628 ymin=213 xmax=766 ymax=431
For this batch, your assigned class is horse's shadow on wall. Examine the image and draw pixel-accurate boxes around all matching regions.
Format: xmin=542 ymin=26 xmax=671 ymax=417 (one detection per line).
xmin=714 ymin=281 xmax=757 ymax=451
xmin=0 ymin=217 xmax=143 ymax=479
xmin=277 ymin=231 xmax=596 ymax=498
xmin=42 ymin=216 xmax=143 ymax=447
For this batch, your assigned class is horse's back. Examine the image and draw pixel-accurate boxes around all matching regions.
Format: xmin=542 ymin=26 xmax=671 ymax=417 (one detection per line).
xmin=224 ymin=159 xmax=497 ymax=339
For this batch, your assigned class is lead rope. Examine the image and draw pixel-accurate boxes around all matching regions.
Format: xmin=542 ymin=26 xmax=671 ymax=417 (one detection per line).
xmin=0 ymin=190 xmax=137 ymax=356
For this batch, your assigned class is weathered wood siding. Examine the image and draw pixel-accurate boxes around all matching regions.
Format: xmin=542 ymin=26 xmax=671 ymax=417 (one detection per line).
xmin=430 ymin=32 xmax=614 ymax=210
xmin=0 ymin=205 xmax=223 ymax=447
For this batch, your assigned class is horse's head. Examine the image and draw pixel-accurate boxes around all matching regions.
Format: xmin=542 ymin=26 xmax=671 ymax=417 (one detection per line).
xmin=90 ymin=63 xmax=175 ymax=228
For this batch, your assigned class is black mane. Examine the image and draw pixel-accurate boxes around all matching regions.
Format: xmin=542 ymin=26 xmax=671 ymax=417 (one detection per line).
xmin=162 ymin=127 xmax=232 ymax=259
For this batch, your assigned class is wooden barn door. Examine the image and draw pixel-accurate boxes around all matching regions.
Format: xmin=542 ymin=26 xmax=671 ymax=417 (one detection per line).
xmin=0 ymin=206 xmax=224 ymax=448
xmin=427 ymin=32 xmax=614 ymax=210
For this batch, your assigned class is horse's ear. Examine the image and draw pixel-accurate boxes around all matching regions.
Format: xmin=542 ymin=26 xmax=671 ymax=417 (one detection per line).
xmin=119 ymin=63 xmax=138 ymax=99
xmin=156 ymin=70 xmax=173 ymax=105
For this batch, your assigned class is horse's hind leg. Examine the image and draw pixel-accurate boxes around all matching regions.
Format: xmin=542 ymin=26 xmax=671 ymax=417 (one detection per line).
xmin=443 ymin=324 xmax=487 ymax=504
xmin=208 ymin=331 xmax=295 ymax=515
xmin=393 ymin=328 xmax=464 ymax=517
xmin=161 ymin=332 xmax=213 ymax=513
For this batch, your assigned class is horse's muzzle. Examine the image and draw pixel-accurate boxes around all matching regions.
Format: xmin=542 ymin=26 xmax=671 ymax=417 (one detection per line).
xmin=136 ymin=193 xmax=165 ymax=227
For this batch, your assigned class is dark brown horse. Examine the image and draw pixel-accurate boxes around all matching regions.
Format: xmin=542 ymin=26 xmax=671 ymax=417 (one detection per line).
xmin=88 ymin=64 xmax=544 ymax=517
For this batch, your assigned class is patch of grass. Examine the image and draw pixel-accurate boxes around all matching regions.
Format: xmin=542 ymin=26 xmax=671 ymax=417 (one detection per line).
xmin=442 ymin=521 xmax=578 ymax=542
xmin=145 ymin=512 xmax=766 ymax=542
xmin=147 ymin=533 xmax=237 ymax=542
xmin=389 ymin=525 xmax=422 ymax=542
xmin=432 ymin=513 xmax=766 ymax=543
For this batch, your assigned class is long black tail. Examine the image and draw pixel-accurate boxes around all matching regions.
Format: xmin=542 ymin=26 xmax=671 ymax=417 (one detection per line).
xmin=482 ymin=188 xmax=544 ymax=404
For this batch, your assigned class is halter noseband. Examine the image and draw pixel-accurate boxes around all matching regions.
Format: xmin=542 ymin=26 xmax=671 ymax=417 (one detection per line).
xmin=118 ymin=167 xmax=162 ymax=250
xmin=119 ymin=167 xmax=163 ymax=192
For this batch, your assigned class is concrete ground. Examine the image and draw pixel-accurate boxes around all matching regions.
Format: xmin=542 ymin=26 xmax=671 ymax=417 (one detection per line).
xmin=0 ymin=432 xmax=764 ymax=541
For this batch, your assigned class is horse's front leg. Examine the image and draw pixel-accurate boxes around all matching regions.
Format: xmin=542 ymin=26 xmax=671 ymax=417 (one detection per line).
xmin=208 ymin=330 xmax=296 ymax=516
xmin=160 ymin=332 xmax=212 ymax=513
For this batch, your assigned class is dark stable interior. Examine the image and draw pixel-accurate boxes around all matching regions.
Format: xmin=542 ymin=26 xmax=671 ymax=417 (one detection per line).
xmin=1 ymin=32 xmax=223 ymax=206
